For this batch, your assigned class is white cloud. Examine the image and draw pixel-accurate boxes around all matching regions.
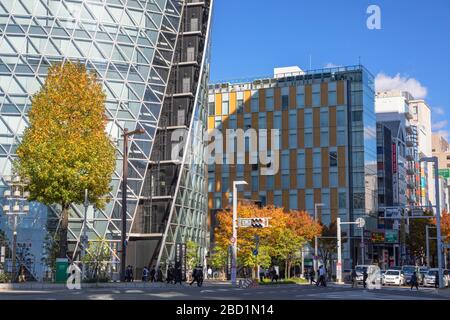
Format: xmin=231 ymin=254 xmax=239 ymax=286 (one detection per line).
xmin=375 ymin=73 xmax=428 ymax=99
xmin=324 ymin=63 xmax=341 ymax=69
xmin=433 ymin=107 xmax=445 ymax=116
xmin=433 ymin=120 xmax=448 ymax=131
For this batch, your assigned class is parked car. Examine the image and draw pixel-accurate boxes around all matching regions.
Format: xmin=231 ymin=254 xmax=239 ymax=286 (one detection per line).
xmin=401 ymin=265 xmax=418 ymax=285
xmin=423 ymin=269 xmax=449 ymax=287
xmin=383 ymin=269 xmax=405 ymax=286
xmin=418 ymin=267 xmax=429 ymax=285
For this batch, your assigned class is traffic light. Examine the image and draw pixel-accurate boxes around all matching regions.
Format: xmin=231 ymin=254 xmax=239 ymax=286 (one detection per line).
xmin=251 ymin=218 xmax=264 ymax=228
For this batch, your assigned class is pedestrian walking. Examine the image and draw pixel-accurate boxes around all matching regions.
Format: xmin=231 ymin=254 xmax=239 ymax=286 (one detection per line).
xmin=142 ymin=266 xmax=149 ymax=282
xmin=435 ymin=272 xmax=439 ymax=288
xmin=149 ymin=266 xmax=156 ymax=282
xmin=309 ymin=268 xmax=316 ymax=285
xmin=317 ymin=265 xmax=326 ymax=287
xmin=197 ymin=265 xmax=204 ymax=287
xmin=362 ymin=270 xmax=368 ymax=289
xmin=166 ymin=264 xmax=174 ymax=284
xmin=207 ymin=267 xmax=213 ymax=280
xmin=156 ymin=266 xmax=163 ymax=282
xmin=189 ymin=267 xmax=198 ymax=286
xmin=410 ymin=272 xmax=419 ymax=291
xmin=18 ymin=265 xmax=26 ymax=283
xmin=174 ymin=265 xmax=183 ymax=285
xmin=351 ymin=269 xmax=358 ymax=288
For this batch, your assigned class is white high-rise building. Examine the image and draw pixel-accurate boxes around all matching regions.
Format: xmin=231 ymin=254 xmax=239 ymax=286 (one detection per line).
xmin=375 ymin=91 xmax=435 ymax=210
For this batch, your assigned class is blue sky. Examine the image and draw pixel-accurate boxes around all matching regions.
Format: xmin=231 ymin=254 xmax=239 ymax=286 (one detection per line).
xmin=209 ymin=0 xmax=450 ymax=138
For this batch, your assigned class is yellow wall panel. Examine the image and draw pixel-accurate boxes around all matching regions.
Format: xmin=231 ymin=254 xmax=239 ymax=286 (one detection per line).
xmin=305 ymin=149 xmax=313 ymax=188
xmin=329 ymin=106 xmax=337 ymax=147
xmin=305 ymin=85 xmax=312 ymax=107
xmin=330 ymin=188 xmax=338 ymax=223
xmin=215 ymin=93 xmax=222 ymax=116
xmin=259 ymin=88 xmax=266 ymax=112
xmin=322 ymin=147 xmax=329 ymax=187
xmin=282 ymin=191 xmax=289 ymax=209
xmin=338 ymin=146 xmax=346 ymax=187
xmin=321 ymin=82 xmax=328 ymax=107
xmin=244 ymin=90 xmax=251 ymax=113
xmin=298 ymin=189 xmax=305 ymax=211
xmin=229 ymin=91 xmax=237 ymax=114
xmin=337 ymin=80 xmax=345 ymax=105
xmin=313 ymin=109 xmax=320 ymax=148
xmin=289 ymin=86 xmax=297 ymax=109
xmin=274 ymin=87 xmax=281 ymax=111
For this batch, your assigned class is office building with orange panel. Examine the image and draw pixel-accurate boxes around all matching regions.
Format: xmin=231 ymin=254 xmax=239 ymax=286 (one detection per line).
xmin=208 ymin=65 xmax=377 ymax=268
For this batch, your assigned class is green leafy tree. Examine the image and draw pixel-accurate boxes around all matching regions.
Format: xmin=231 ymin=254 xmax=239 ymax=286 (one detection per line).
xmin=16 ymin=62 xmax=116 ymax=258
xmin=186 ymin=240 xmax=200 ymax=272
xmin=406 ymin=213 xmax=436 ymax=265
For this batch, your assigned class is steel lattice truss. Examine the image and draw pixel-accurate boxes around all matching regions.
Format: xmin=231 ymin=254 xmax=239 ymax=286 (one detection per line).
xmin=0 ymin=0 xmax=211 ymax=274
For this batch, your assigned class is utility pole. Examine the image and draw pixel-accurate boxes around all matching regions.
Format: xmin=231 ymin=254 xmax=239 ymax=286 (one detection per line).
xmin=231 ymin=180 xmax=247 ymax=286
xmin=314 ymin=203 xmax=324 ymax=281
xmin=336 ymin=217 xmax=365 ymax=284
xmin=120 ymin=128 xmax=145 ymax=282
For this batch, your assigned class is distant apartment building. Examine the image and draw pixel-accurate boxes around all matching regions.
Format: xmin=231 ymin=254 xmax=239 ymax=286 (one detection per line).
xmin=208 ymin=65 xmax=378 ymax=268
xmin=376 ymin=91 xmax=435 ymax=209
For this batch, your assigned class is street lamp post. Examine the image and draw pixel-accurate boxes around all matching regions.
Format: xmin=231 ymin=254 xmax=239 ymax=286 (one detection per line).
xmin=2 ymin=174 xmax=29 ymax=282
xmin=314 ymin=203 xmax=324 ymax=280
xmin=120 ymin=128 xmax=145 ymax=283
xmin=420 ymin=156 xmax=444 ymax=288
xmin=231 ymin=180 xmax=247 ymax=286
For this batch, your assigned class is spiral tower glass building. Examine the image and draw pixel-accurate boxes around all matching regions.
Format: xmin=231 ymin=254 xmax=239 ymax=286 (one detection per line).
xmin=0 ymin=0 xmax=213 ymax=279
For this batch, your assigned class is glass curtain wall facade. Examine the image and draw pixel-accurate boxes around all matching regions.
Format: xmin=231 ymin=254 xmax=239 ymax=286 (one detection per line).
xmin=208 ymin=65 xmax=377 ymax=268
xmin=0 ymin=0 xmax=212 ymax=279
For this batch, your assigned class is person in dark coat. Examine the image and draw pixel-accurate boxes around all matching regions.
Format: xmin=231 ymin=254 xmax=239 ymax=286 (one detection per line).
xmin=166 ymin=265 xmax=174 ymax=284
xmin=309 ymin=268 xmax=316 ymax=285
xmin=149 ymin=266 xmax=156 ymax=282
xmin=156 ymin=266 xmax=163 ymax=282
xmin=362 ymin=270 xmax=368 ymax=289
xmin=410 ymin=272 xmax=419 ymax=290
xmin=435 ymin=272 xmax=439 ymax=288
xmin=189 ymin=267 xmax=198 ymax=286
xmin=174 ymin=265 xmax=183 ymax=285
xmin=197 ymin=266 xmax=204 ymax=287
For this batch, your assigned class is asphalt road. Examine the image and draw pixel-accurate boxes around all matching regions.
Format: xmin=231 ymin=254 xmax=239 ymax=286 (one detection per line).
xmin=0 ymin=283 xmax=448 ymax=300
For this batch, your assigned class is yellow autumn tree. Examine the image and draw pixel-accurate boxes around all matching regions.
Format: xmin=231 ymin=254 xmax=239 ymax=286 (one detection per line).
xmin=213 ymin=204 xmax=322 ymax=278
xmin=16 ymin=61 xmax=116 ymax=258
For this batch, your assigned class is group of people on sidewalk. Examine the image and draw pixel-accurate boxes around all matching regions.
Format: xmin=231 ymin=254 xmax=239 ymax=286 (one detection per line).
xmin=308 ymin=265 xmax=327 ymax=287
xmin=124 ymin=264 xmax=205 ymax=286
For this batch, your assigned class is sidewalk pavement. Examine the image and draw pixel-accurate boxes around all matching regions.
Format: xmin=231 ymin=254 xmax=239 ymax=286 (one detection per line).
xmin=0 ymin=279 xmax=232 ymax=291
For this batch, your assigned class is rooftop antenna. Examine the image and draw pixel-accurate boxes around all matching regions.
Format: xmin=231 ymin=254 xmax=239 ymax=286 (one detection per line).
xmin=358 ymin=56 xmax=362 ymax=66
xmin=309 ymin=54 xmax=312 ymax=70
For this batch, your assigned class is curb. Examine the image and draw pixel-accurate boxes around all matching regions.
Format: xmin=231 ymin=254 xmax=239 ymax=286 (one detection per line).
xmin=0 ymin=281 xmax=233 ymax=291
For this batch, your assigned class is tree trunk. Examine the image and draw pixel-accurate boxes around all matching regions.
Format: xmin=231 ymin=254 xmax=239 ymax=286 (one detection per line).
xmin=285 ymin=260 xmax=288 ymax=279
xmin=59 ymin=203 xmax=70 ymax=258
